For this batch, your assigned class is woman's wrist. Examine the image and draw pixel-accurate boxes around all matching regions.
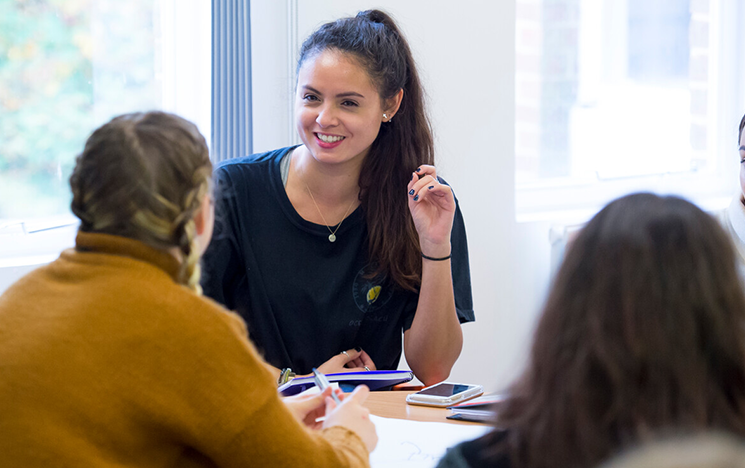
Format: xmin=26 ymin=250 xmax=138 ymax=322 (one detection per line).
xmin=419 ymin=240 xmax=451 ymax=259
xmin=422 ymin=252 xmax=451 ymax=261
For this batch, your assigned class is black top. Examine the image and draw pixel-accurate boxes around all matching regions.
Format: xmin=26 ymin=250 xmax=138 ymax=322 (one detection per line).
xmin=201 ymin=146 xmax=474 ymax=374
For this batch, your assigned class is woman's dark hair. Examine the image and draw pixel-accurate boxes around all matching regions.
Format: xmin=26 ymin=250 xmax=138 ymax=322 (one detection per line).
xmin=70 ymin=111 xmax=212 ymax=293
xmin=297 ymin=9 xmax=433 ymax=291
xmin=483 ymin=193 xmax=745 ymax=468
xmin=739 ymin=113 xmax=745 ymax=144
xmin=600 ymin=433 xmax=745 ymax=468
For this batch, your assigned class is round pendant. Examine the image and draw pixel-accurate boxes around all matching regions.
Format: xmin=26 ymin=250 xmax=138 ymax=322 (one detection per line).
xmin=328 ymin=233 xmax=336 ymax=242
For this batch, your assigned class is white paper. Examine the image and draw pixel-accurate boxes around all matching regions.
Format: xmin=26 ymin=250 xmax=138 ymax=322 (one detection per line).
xmin=369 ymin=415 xmax=490 ymax=468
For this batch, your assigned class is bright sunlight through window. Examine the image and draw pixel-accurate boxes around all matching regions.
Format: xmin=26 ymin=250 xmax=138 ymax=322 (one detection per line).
xmin=0 ymin=0 xmax=210 ymax=222
xmin=515 ymin=0 xmax=744 ymax=220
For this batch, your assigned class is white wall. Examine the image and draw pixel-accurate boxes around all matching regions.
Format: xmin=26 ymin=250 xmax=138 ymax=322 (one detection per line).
xmin=252 ymin=0 xmax=552 ymax=392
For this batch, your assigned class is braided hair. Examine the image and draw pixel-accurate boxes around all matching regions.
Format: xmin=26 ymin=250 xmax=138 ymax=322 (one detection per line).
xmin=70 ymin=111 xmax=212 ymax=293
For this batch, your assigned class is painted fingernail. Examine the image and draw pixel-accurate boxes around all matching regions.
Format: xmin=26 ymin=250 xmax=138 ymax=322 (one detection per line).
xmin=355 ymin=346 xmax=361 ymax=352
xmin=414 ymin=195 xmax=419 ymax=201
xmin=408 ymin=189 xmax=415 ymax=195
xmin=416 ymin=168 xmax=421 ymax=172
xmin=428 ymin=185 xmax=434 ymax=190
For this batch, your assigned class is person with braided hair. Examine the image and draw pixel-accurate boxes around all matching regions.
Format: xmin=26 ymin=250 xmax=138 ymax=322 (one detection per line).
xmin=202 ymin=9 xmax=474 ymax=386
xmin=0 ymin=111 xmax=376 ymax=466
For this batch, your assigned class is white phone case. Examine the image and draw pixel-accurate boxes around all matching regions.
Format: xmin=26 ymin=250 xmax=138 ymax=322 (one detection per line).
xmin=405 ymin=383 xmax=484 ymax=407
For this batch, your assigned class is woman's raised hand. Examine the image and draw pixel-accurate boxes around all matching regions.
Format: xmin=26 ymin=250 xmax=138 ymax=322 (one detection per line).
xmin=407 ymin=165 xmax=456 ymax=255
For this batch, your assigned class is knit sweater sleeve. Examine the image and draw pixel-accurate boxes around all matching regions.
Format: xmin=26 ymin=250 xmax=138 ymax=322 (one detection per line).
xmin=147 ymin=295 xmax=370 ymax=467
xmin=220 ymin=392 xmax=370 ymax=467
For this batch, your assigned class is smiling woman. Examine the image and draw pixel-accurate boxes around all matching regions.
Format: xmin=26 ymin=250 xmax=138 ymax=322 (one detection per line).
xmin=293 ymin=49 xmax=402 ymax=172
xmin=200 ymin=9 xmax=475 ymax=387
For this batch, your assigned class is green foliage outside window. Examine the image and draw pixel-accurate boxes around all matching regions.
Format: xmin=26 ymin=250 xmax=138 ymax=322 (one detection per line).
xmin=0 ymin=0 xmax=156 ymax=220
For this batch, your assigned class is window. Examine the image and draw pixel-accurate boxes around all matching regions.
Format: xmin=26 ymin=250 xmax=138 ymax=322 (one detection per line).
xmin=0 ymin=0 xmax=211 ymax=222
xmin=515 ymin=0 xmax=745 ymax=221
xmin=0 ymin=0 xmax=210 ymax=263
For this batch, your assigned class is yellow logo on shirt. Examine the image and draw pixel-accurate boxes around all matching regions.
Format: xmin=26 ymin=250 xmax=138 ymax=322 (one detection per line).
xmin=353 ymin=267 xmax=393 ymax=313
xmin=366 ymin=285 xmax=382 ymax=304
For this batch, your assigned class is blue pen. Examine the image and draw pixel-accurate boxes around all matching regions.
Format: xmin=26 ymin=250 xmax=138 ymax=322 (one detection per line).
xmin=312 ymin=367 xmax=342 ymax=404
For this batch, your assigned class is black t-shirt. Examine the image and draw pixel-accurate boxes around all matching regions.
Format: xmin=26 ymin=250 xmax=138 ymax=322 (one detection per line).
xmin=201 ymin=146 xmax=474 ymax=374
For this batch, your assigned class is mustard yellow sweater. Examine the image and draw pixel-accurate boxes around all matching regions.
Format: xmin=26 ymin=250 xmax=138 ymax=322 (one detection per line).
xmin=0 ymin=232 xmax=369 ymax=467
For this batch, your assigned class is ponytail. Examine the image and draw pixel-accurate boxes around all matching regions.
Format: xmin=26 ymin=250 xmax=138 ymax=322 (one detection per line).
xmin=298 ymin=10 xmax=433 ymax=291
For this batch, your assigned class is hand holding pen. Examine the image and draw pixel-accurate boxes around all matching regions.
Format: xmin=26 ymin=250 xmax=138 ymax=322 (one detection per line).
xmin=312 ymin=368 xmax=342 ymax=404
xmin=282 ymin=384 xmax=340 ymax=430
xmin=317 ymin=378 xmax=378 ymax=452
xmin=282 ymin=368 xmax=376 ymax=451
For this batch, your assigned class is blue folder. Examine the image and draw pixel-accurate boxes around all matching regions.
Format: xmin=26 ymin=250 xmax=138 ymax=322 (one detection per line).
xmin=278 ymin=370 xmax=414 ymax=396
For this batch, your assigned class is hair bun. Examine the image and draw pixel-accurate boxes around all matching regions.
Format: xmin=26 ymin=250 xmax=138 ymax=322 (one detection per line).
xmin=357 ymin=9 xmax=387 ymax=24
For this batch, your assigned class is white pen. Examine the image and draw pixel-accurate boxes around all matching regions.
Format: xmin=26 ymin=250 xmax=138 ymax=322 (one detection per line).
xmin=312 ymin=367 xmax=342 ymax=404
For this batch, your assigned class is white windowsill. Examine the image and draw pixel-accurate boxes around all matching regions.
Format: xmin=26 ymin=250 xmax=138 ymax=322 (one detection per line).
xmin=0 ymin=215 xmax=79 ymax=266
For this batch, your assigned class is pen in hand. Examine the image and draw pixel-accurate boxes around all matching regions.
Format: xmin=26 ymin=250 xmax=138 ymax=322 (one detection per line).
xmin=312 ymin=367 xmax=342 ymax=404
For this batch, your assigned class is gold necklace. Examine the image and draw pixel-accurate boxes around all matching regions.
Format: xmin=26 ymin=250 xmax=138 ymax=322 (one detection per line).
xmin=304 ymin=184 xmax=357 ymax=242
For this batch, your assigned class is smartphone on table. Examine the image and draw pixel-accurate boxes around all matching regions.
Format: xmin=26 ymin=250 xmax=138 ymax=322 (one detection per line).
xmin=405 ymin=382 xmax=484 ymax=407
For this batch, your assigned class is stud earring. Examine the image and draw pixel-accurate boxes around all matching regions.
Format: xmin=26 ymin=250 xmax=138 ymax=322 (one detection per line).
xmin=383 ymin=113 xmax=388 ymax=120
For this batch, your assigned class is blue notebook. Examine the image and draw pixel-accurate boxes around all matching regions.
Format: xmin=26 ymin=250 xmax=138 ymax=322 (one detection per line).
xmin=445 ymin=394 xmax=504 ymax=423
xmin=278 ymin=370 xmax=414 ymax=396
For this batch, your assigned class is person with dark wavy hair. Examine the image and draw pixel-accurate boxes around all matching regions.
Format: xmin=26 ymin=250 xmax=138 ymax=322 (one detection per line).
xmin=201 ymin=10 xmax=474 ymax=386
xmin=437 ymin=193 xmax=745 ymax=468
xmin=600 ymin=433 xmax=745 ymax=468
xmin=719 ymin=113 xmax=745 ymax=274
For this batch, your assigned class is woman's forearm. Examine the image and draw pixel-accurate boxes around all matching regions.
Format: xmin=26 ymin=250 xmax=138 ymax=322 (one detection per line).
xmin=404 ymin=253 xmax=463 ymax=386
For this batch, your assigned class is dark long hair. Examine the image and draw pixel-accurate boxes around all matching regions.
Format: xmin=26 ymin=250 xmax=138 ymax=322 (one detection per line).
xmin=484 ymin=193 xmax=745 ymax=468
xmin=70 ymin=111 xmax=212 ymax=293
xmin=739 ymin=113 xmax=745 ymax=144
xmin=297 ymin=9 xmax=432 ymax=291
